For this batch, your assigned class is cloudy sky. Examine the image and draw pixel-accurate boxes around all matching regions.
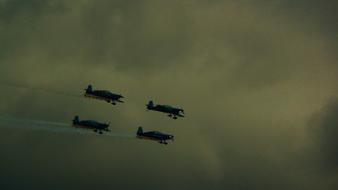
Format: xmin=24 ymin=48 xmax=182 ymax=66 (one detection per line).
xmin=0 ymin=0 xmax=337 ymax=189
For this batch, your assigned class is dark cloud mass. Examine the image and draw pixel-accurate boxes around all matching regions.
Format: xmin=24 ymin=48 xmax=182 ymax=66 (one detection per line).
xmin=310 ymin=99 xmax=338 ymax=170
xmin=0 ymin=1 xmax=338 ymax=190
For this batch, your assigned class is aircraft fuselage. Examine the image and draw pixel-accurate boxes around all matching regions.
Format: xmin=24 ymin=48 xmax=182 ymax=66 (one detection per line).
xmin=146 ymin=101 xmax=184 ymax=119
xmin=72 ymin=116 xmax=110 ymax=134
xmin=137 ymin=127 xmax=174 ymax=144
xmin=84 ymin=85 xmax=124 ymax=105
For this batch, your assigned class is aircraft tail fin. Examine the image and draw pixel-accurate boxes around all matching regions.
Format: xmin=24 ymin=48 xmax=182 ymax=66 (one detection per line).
xmin=85 ymin=85 xmax=93 ymax=93
xmin=137 ymin=126 xmax=143 ymax=135
xmin=146 ymin=100 xmax=154 ymax=109
xmin=73 ymin=115 xmax=79 ymax=124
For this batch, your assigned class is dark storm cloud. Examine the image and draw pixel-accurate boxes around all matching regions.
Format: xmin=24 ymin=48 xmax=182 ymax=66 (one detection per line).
xmin=0 ymin=0 xmax=65 ymax=22
xmin=279 ymin=0 xmax=338 ymax=32
xmin=310 ymin=99 xmax=338 ymax=170
xmin=269 ymin=0 xmax=338 ymax=61
xmin=0 ymin=0 xmax=193 ymax=72
xmin=0 ymin=1 xmax=338 ymax=190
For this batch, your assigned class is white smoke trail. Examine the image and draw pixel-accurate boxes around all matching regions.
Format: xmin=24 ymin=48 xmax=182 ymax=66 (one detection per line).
xmin=0 ymin=81 xmax=82 ymax=98
xmin=0 ymin=116 xmax=136 ymax=139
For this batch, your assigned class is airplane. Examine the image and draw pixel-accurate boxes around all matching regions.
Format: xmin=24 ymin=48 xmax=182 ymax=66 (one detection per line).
xmin=146 ymin=100 xmax=185 ymax=119
xmin=136 ymin=127 xmax=174 ymax=145
xmin=84 ymin=85 xmax=124 ymax=105
xmin=72 ymin=116 xmax=110 ymax=134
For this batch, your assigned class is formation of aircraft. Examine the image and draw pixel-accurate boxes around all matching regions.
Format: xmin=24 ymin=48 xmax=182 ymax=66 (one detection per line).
xmin=84 ymin=85 xmax=124 ymax=105
xmin=72 ymin=115 xmax=110 ymax=134
xmin=136 ymin=127 xmax=174 ymax=145
xmin=146 ymin=100 xmax=185 ymax=119
xmin=73 ymin=84 xmax=185 ymax=144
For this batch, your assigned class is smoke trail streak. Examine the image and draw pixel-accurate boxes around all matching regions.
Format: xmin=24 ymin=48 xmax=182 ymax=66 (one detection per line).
xmin=0 ymin=81 xmax=82 ymax=98
xmin=0 ymin=116 xmax=136 ymax=139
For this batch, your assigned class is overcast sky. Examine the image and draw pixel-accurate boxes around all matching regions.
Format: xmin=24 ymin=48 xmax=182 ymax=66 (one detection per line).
xmin=0 ymin=1 xmax=337 ymax=190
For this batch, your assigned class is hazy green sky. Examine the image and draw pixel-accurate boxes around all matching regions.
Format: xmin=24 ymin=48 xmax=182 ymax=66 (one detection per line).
xmin=0 ymin=1 xmax=337 ymax=189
